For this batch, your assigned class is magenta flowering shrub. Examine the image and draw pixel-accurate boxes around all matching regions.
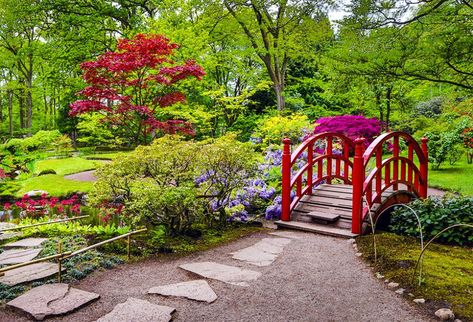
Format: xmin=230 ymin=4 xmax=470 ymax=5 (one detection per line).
xmin=3 ymin=194 xmax=81 ymax=218
xmin=313 ymin=115 xmax=382 ymax=145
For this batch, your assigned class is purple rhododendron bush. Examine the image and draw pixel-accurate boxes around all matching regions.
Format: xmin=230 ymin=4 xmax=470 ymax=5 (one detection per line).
xmin=313 ymin=115 xmax=382 ymax=145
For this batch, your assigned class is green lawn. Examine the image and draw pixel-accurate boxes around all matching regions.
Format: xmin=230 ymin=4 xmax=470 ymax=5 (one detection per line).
xmin=428 ymin=158 xmax=473 ymax=196
xmin=32 ymin=157 xmax=103 ymax=176
xmin=366 ymin=152 xmax=473 ymax=196
xmin=16 ymin=174 xmax=94 ymax=197
xmin=83 ymin=151 xmax=131 ymax=160
xmin=357 ymin=233 xmax=473 ymax=321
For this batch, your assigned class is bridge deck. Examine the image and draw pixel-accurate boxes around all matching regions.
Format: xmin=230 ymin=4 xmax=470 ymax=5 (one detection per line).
xmin=275 ymin=184 xmax=394 ymax=238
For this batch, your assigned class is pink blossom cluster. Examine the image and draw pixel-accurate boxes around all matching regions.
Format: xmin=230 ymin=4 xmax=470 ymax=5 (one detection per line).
xmin=98 ymin=201 xmax=124 ymax=223
xmin=2 ymin=194 xmax=81 ymax=218
xmin=313 ymin=115 xmax=382 ymax=146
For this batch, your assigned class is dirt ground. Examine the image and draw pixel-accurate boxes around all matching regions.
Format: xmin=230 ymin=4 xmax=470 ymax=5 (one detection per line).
xmin=0 ymin=230 xmax=434 ymax=322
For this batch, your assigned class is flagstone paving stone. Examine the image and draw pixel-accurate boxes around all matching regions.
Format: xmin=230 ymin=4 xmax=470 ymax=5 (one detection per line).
xmin=0 ymin=248 xmax=42 ymax=265
xmin=231 ymin=237 xmax=291 ymax=266
xmin=0 ymin=222 xmax=17 ymax=230
xmin=179 ymin=261 xmax=261 ymax=287
xmin=0 ymin=262 xmax=64 ymax=286
xmin=96 ymin=298 xmax=175 ymax=322
xmin=0 ymin=232 xmax=22 ymax=241
xmin=7 ymin=283 xmax=99 ymax=321
xmin=3 ymin=238 xmax=48 ymax=248
xmin=148 ymin=279 xmax=217 ymax=303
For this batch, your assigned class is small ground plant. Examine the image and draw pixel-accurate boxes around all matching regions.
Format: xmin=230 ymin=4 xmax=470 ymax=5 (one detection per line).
xmin=390 ymin=196 xmax=473 ymax=246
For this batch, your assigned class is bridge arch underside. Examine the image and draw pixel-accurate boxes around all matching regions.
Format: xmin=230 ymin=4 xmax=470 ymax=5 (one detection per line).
xmin=362 ymin=189 xmax=418 ymax=234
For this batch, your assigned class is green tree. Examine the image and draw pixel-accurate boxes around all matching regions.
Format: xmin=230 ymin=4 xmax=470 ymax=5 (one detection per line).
xmin=223 ymin=0 xmax=333 ymax=110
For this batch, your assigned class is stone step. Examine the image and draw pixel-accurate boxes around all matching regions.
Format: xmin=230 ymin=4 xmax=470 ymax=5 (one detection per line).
xmin=303 ymin=211 xmax=340 ymax=223
xmin=274 ymin=220 xmax=358 ymax=238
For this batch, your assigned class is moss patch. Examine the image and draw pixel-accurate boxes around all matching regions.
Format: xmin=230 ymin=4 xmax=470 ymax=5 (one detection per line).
xmin=135 ymin=223 xmax=266 ymax=257
xmin=357 ymin=233 xmax=473 ymax=321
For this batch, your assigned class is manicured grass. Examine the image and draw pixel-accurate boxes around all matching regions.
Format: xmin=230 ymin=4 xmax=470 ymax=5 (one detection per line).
xmin=16 ymin=174 xmax=94 ymax=197
xmin=357 ymin=233 xmax=473 ymax=321
xmin=33 ymin=157 xmax=103 ymax=176
xmin=428 ymin=158 xmax=473 ymax=196
xmin=83 ymin=151 xmax=131 ymax=160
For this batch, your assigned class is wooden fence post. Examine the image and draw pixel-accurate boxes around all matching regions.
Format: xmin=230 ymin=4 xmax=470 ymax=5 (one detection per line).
xmin=352 ymin=138 xmax=365 ymax=234
xmin=420 ymin=137 xmax=429 ymax=199
xmin=281 ymin=138 xmax=292 ymax=221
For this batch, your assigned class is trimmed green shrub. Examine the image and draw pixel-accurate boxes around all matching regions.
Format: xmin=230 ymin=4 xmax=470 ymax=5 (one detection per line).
xmin=390 ymin=196 xmax=473 ymax=246
xmin=38 ymin=169 xmax=57 ymax=176
xmin=4 ymin=130 xmax=71 ymax=154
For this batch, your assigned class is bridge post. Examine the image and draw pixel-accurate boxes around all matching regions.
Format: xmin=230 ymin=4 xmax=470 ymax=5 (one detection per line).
xmin=352 ymin=138 xmax=365 ymax=234
xmin=420 ymin=137 xmax=429 ymax=198
xmin=281 ymin=138 xmax=292 ymax=221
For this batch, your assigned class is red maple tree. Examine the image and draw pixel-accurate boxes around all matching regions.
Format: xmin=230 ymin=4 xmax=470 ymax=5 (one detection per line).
xmin=70 ymin=33 xmax=205 ymax=144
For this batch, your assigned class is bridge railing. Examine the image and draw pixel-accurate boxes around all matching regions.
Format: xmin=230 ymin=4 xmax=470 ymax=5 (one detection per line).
xmin=281 ymin=132 xmax=355 ymax=221
xmin=351 ymin=132 xmax=428 ymax=234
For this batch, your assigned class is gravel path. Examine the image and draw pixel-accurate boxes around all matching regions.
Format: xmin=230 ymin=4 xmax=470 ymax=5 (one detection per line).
xmin=63 ymin=170 xmax=97 ymax=182
xmin=0 ymin=230 xmax=434 ymax=321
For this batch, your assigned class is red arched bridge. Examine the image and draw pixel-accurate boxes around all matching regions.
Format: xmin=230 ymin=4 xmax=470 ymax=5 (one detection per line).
xmin=276 ymin=132 xmax=429 ymax=238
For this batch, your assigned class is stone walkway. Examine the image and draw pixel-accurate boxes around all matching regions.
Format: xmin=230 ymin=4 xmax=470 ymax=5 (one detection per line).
xmin=0 ymin=230 xmax=434 ymax=321
xmin=0 ymin=238 xmax=62 ymax=286
xmin=63 ymin=170 xmax=97 ymax=182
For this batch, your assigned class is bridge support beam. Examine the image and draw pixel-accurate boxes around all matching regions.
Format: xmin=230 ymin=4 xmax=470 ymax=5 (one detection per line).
xmin=281 ymin=138 xmax=292 ymax=221
xmin=352 ymin=138 xmax=365 ymax=234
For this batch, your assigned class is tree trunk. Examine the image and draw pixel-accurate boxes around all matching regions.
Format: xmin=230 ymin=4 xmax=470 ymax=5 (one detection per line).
xmin=0 ymin=94 xmax=3 ymax=121
xmin=8 ymin=90 xmax=14 ymax=136
xmin=19 ymin=89 xmax=25 ymax=129
xmin=274 ymin=83 xmax=285 ymax=111
xmin=385 ymin=86 xmax=392 ymax=131
xmin=376 ymin=91 xmax=384 ymax=131
xmin=26 ymin=54 xmax=33 ymax=131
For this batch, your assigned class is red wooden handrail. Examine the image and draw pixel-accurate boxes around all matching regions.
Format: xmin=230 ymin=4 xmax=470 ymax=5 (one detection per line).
xmin=281 ymin=132 xmax=355 ymax=221
xmin=352 ymin=132 xmax=428 ymax=234
xmin=281 ymin=131 xmax=428 ymax=234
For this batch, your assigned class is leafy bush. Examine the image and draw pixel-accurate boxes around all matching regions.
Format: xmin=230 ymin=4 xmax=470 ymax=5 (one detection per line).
xmin=196 ymin=135 xmax=257 ymax=225
xmin=423 ymin=116 xmax=471 ymax=169
xmin=38 ymin=169 xmax=57 ymax=176
xmin=390 ymin=196 xmax=473 ymax=246
xmin=92 ymin=134 xmax=258 ymax=234
xmin=312 ymin=115 xmax=382 ymax=146
xmin=460 ymin=127 xmax=473 ymax=164
xmin=411 ymin=97 xmax=443 ymax=118
xmin=76 ymin=113 xmax=124 ymax=148
xmin=253 ymin=114 xmax=310 ymax=145
xmin=4 ymin=130 xmax=70 ymax=154
xmin=424 ymin=131 xmax=463 ymax=169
